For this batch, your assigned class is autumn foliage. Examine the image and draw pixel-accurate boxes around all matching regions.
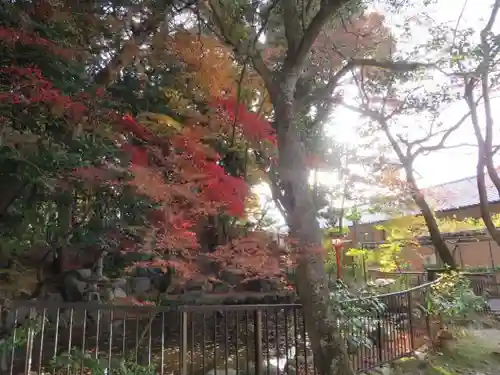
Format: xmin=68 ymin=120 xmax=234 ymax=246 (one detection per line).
xmin=0 ymin=1 xmax=290 ymax=291
xmin=117 ymin=102 xmax=282 ymax=277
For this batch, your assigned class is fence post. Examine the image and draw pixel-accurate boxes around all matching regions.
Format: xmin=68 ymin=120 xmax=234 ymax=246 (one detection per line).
xmin=424 ymin=288 xmax=432 ymax=340
xmin=376 ymin=312 xmax=383 ymax=363
xmin=24 ymin=308 xmax=36 ymax=375
xmin=254 ymin=310 xmax=263 ymax=375
xmin=181 ymin=310 xmax=188 ymax=375
xmin=407 ymin=291 xmax=415 ymax=351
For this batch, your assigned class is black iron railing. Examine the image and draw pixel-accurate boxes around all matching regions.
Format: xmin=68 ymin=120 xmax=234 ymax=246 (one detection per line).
xmin=367 ymin=269 xmax=500 ymax=298
xmin=0 ymin=280 xmax=441 ymax=375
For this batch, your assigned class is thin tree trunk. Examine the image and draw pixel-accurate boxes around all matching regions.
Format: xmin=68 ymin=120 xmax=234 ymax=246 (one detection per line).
xmin=466 ymin=84 xmax=500 ymax=245
xmin=479 ymin=2 xmax=500 ymax=197
xmin=477 ymin=157 xmax=500 ymax=244
xmin=405 ymin=168 xmax=456 ymax=268
xmin=376 ymin=116 xmax=456 ymax=268
xmin=274 ymin=92 xmax=354 ymax=375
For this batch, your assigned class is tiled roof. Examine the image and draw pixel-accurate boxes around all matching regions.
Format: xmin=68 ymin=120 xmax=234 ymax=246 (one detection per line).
xmin=356 ymin=173 xmax=500 ymax=225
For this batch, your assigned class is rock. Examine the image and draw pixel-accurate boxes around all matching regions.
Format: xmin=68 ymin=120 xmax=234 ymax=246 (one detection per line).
xmin=111 ymin=278 xmax=127 ymax=290
xmin=170 ymin=281 xmax=185 ymax=294
xmin=220 ymin=268 xmax=246 ymax=286
xmin=151 ymin=272 xmax=173 ymax=293
xmin=132 ymin=277 xmax=152 ymax=295
xmin=380 ymin=364 xmax=392 ymax=375
xmin=101 ymin=288 xmax=114 ymax=301
xmin=63 ymin=270 xmax=90 ymax=296
xmin=240 ymin=278 xmax=283 ymax=293
xmin=75 ymin=268 xmax=92 ymax=279
xmin=113 ymin=287 xmax=127 ymax=299
xmin=198 ymin=254 xmax=218 ymax=274
xmin=86 ymin=291 xmax=101 ymax=302
xmin=211 ymin=282 xmax=231 ymax=293
xmin=184 ymin=277 xmax=210 ymax=292
xmin=414 ymin=347 xmax=428 ymax=361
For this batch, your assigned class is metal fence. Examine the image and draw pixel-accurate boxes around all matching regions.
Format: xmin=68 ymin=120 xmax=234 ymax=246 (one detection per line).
xmin=366 ymin=269 xmax=500 ymax=298
xmin=0 ymin=281 xmax=438 ymax=375
xmin=366 ymin=270 xmax=427 ymax=289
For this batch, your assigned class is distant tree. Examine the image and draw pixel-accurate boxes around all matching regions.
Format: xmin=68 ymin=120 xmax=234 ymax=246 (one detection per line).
xmin=342 ymin=59 xmax=477 ymax=267
xmin=455 ymin=1 xmax=500 ymax=247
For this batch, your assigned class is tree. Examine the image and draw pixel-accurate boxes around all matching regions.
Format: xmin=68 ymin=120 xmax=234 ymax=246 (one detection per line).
xmin=193 ymin=1 xmax=426 ymax=374
xmin=0 ymin=0 xmax=288 ymax=301
xmin=366 ymin=214 xmax=499 ymax=272
xmin=340 ymin=53 xmax=488 ymax=268
xmin=0 ymin=1 xmax=166 ymax=296
xmin=456 ymin=1 xmax=500 ymax=247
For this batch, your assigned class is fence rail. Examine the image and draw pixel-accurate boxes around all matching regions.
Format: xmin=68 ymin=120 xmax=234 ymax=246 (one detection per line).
xmin=0 ymin=279 xmax=441 ymax=375
xmin=367 ymin=269 xmax=500 ymax=298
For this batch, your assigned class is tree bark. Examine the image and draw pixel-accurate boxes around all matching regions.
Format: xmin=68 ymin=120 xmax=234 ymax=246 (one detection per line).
xmin=273 ymin=89 xmax=354 ymax=375
xmin=476 ymin=154 xmax=500 ymax=245
xmin=93 ymin=1 xmax=174 ymax=87
xmin=466 ymin=83 xmax=500 ymax=246
xmin=404 ymin=168 xmax=457 ymax=268
xmin=372 ymin=114 xmax=456 ymax=269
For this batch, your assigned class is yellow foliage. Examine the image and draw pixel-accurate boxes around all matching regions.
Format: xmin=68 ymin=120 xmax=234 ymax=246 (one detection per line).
xmin=167 ymin=31 xmax=237 ymax=99
xmin=163 ymin=88 xmax=191 ymax=111
xmin=244 ymin=192 xmax=261 ymax=214
xmin=369 ymin=213 xmax=500 ymax=271
xmin=137 ymin=112 xmax=184 ymax=134
xmin=376 ymin=213 xmax=500 ymax=241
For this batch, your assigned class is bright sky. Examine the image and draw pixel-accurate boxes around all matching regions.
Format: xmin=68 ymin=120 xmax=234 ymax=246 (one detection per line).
xmin=333 ymin=0 xmax=500 ymax=188
xmin=254 ymin=0 xmax=500 ymax=229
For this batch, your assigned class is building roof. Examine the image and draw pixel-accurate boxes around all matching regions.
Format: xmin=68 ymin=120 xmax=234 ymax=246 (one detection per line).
xmin=356 ymin=173 xmax=500 ymax=225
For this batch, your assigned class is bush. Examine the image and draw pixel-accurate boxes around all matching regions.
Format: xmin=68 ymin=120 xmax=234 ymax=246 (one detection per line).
xmin=426 ymin=271 xmax=487 ymax=326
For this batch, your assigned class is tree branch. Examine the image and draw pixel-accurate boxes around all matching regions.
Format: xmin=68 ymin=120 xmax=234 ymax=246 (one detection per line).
xmin=282 ymin=0 xmax=303 ymax=54
xmin=282 ymin=0 xmax=352 ymax=74
xmin=412 ymin=109 xmax=472 ymax=158
xmin=94 ymin=2 xmax=173 ymax=87
xmin=300 ymin=59 xmax=430 ymax=122
xmin=205 ymin=0 xmax=276 ymax=95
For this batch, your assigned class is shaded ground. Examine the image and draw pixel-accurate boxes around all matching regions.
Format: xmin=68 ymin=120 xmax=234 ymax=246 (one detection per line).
xmin=386 ymin=326 xmax=500 ymax=375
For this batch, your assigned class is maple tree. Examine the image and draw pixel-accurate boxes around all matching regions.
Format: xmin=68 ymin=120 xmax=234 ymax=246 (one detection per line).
xmin=0 ymin=0 xmax=289 ymax=301
xmin=0 ymin=2 xmax=161 ymax=281
xmin=4 ymin=0 xmax=494 ymax=373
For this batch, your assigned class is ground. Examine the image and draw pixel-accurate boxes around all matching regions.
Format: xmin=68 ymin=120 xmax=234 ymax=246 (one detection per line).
xmin=386 ymin=326 xmax=500 ymax=375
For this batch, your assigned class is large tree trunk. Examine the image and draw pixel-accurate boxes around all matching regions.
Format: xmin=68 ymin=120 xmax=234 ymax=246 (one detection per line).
xmin=274 ymin=90 xmax=354 ymax=375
